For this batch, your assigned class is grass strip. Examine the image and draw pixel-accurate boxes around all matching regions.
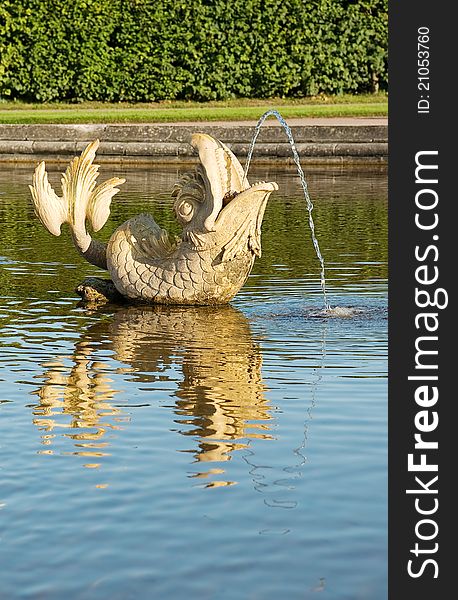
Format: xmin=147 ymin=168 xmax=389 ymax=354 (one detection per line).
xmin=0 ymin=96 xmax=387 ymax=124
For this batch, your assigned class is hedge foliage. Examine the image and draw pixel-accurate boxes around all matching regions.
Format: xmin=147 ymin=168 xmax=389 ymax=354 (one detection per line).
xmin=0 ymin=0 xmax=387 ymax=102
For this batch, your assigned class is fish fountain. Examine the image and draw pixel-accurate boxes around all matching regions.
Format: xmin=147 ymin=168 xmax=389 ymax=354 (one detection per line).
xmin=29 ymin=111 xmax=355 ymax=315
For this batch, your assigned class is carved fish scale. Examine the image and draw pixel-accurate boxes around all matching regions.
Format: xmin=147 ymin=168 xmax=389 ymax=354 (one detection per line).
xmin=107 ymin=214 xmax=254 ymax=304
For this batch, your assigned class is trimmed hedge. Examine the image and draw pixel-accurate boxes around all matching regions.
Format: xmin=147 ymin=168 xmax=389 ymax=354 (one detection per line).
xmin=0 ymin=0 xmax=387 ymax=102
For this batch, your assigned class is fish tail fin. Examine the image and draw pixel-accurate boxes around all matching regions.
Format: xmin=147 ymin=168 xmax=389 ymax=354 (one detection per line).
xmin=29 ymin=140 xmax=125 ymax=239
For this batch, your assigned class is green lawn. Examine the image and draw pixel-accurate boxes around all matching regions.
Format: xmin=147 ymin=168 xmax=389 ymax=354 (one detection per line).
xmin=0 ymin=95 xmax=387 ymax=124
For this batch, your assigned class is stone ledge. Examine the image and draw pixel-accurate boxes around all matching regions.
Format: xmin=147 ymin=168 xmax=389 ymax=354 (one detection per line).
xmin=0 ymin=153 xmax=387 ymax=166
xmin=0 ymin=123 xmax=387 ymax=143
xmin=0 ymin=122 xmax=388 ymax=162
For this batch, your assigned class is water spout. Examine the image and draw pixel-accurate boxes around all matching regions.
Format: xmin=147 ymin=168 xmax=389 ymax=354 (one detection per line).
xmin=244 ymin=110 xmax=331 ymax=311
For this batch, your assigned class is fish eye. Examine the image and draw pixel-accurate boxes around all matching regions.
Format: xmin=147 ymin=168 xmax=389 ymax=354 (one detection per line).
xmin=174 ymin=199 xmax=195 ymax=224
xmin=179 ymin=201 xmax=193 ymax=216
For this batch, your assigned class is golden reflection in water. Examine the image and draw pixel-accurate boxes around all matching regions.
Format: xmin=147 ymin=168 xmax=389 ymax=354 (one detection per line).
xmin=32 ymin=304 xmax=271 ymax=486
xmin=107 ymin=305 xmax=271 ymax=486
xmin=32 ymin=339 xmax=125 ymax=468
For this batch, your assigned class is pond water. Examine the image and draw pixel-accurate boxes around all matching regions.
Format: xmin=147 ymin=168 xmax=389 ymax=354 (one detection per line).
xmin=0 ymin=161 xmax=387 ymax=599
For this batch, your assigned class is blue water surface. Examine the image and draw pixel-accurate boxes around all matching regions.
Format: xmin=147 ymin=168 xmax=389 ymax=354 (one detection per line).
xmin=0 ymin=162 xmax=387 ymax=599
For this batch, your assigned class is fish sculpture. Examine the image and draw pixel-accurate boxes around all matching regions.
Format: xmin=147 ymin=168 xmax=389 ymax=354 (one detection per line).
xmin=29 ymin=134 xmax=278 ymax=304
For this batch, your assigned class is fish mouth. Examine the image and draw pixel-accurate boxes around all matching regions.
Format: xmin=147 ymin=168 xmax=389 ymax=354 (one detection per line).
xmin=221 ymin=180 xmax=278 ymax=206
xmin=217 ymin=180 xmax=278 ymax=221
xmin=191 ymin=133 xmax=278 ymax=231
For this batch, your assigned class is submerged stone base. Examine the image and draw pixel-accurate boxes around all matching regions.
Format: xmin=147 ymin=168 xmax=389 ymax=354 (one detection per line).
xmin=76 ymin=277 xmax=124 ymax=304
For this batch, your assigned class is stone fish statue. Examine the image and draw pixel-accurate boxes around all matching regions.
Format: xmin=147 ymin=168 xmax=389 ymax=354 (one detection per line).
xmin=29 ymin=134 xmax=278 ymax=305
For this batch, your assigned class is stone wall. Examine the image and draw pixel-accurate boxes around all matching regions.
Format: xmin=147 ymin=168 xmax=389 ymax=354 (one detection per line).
xmin=0 ymin=122 xmax=387 ymax=164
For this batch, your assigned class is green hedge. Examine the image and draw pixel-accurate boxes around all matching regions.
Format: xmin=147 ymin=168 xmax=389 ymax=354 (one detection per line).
xmin=0 ymin=0 xmax=387 ymax=102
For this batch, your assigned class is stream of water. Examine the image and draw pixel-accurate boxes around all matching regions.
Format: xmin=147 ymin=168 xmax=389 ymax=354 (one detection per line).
xmin=244 ymin=109 xmax=331 ymax=310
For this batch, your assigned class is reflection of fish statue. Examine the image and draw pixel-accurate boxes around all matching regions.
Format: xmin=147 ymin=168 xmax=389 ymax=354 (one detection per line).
xmin=29 ymin=135 xmax=278 ymax=304
xmin=31 ymin=305 xmax=271 ymax=482
xmin=32 ymin=339 xmax=124 ymax=466
xmin=95 ymin=305 xmax=272 ymax=469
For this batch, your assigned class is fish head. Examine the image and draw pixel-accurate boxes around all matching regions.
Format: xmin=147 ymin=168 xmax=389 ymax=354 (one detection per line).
xmin=172 ymin=134 xmax=278 ymax=258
